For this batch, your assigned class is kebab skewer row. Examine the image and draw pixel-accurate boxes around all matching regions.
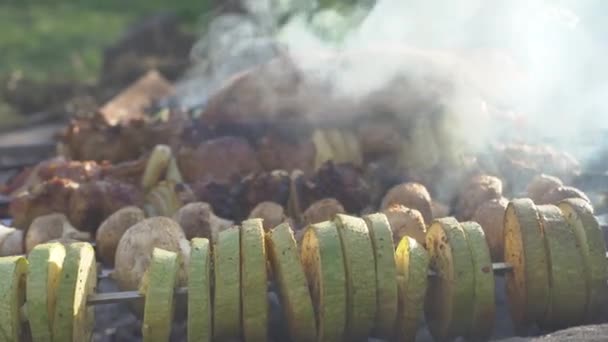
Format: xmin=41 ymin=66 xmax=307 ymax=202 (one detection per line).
xmin=1 ymin=198 xmax=606 ymax=342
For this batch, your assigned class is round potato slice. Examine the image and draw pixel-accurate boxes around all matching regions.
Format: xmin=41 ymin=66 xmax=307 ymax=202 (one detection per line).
xmin=188 ymin=238 xmax=211 ymax=342
xmin=334 ymin=214 xmax=377 ymax=341
xmin=241 ymin=219 xmax=268 ymax=341
xmin=503 ymin=198 xmax=550 ymax=333
xmin=0 ymin=255 xmax=28 ymax=341
xmin=300 ymin=221 xmax=347 ymax=342
xmin=461 ymin=221 xmax=496 ymax=340
xmin=27 ymin=243 xmax=66 ymax=342
xmin=395 ymin=236 xmax=430 ymax=342
xmin=140 ymin=248 xmax=179 ymax=342
xmin=53 ymin=242 xmax=97 ymax=342
xmin=266 ymin=222 xmax=316 ymax=342
xmin=537 ymin=205 xmax=586 ymax=330
xmin=558 ymin=198 xmax=608 ymax=322
xmin=213 ymin=226 xmax=241 ymax=340
xmin=425 ymin=217 xmax=475 ymax=341
xmin=363 ymin=213 xmax=398 ymax=339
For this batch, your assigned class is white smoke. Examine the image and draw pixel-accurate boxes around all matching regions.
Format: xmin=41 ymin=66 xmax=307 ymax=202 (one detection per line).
xmin=176 ymin=0 xmax=608 ymax=165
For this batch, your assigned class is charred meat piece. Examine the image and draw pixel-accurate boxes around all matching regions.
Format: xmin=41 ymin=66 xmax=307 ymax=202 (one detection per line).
xmin=298 ymin=161 xmax=370 ymax=215
xmin=454 ymin=173 xmax=503 ymax=221
xmin=256 ymin=134 xmax=316 ymax=176
xmin=380 ymin=182 xmax=433 ymax=224
xmin=9 ymin=177 xmax=143 ymax=232
xmin=177 ymin=136 xmax=262 ymax=184
xmin=234 ymin=170 xmax=291 ymax=219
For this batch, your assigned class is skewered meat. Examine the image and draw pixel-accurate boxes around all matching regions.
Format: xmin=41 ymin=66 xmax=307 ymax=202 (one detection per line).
xmin=9 ymin=177 xmax=143 ymax=231
xmin=454 ymin=174 xmax=503 ymax=221
xmin=526 ymin=174 xmax=563 ymax=203
xmin=298 ymin=161 xmax=370 ymax=215
xmin=301 ymin=198 xmax=345 ymax=226
xmin=235 ymin=170 xmax=291 ymax=219
xmin=177 ymin=136 xmax=262 ymax=184
xmin=380 ymin=182 xmax=433 ymax=224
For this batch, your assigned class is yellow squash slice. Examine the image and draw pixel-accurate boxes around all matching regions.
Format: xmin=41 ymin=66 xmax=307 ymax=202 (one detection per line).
xmin=300 ymin=221 xmax=347 ymax=342
xmin=213 ymin=226 xmax=241 ymax=340
xmin=187 ymin=238 xmax=211 ymax=342
xmin=503 ymin=198 xmax=550 ymax=333
xmin=27 ymin=242 xmax=66 ymax=342
xmin=53 ymin=242 xmax=97 ymax=342
xmin=425 ymin=217 xmax=474 ymax=341
xmin=461 ymin=221 xmax=496 ymax=340
xmin=395 ymin=236 xmax=429 ymax=342
xmin=334 ymin=214 xmax=377 ymax=341
xmin=537 ymin=204 xmax=586 ymax=330
xmin=363 ymin=213 xmax=398 ymax=339
xmin=266 ymin=222 xmax=316 ymax=342
xmin=140 ymin=248 xmax=179 ymax=342
xmin=241 ymin=219 xmax=268 ymax=341
xmin=0 ymin=255 xmax=28 ymax=341
xmin=558 ymin=198 xmax=608 ymax=322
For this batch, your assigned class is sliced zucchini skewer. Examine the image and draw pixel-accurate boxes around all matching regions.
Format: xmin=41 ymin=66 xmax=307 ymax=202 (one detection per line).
xmin=363 ymin=213 xmax=398 ymax=339
xmin=140 ymin=248 xmax=180 ymax=342
xmin=300 ymin=221 xmax=347 ymax=342
xmin=52 ymin=242 xmax=97 ymax=342
xmin=0 ymin=255 xmax=28 ymax=341
xmin=395 ymin=236 xmax=430 ymax=342
xmin=266 ymin=222 xmax=317 ymax=342
xmin=187 ymin=238 xmax=211 ymax=342
xmin=27 ymin=242 xmax=66 ymax=342
xmin=241 ymin=219 xmax=269 ymax=342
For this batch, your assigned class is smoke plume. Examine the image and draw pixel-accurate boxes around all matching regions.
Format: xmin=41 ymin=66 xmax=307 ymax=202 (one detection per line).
xmin=176 ymin=0 xmax=608 ymax=169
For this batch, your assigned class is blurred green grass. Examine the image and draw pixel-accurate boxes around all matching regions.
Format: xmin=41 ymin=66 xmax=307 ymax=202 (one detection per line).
xmin=0 ymin=0 xmax=209 ymax=83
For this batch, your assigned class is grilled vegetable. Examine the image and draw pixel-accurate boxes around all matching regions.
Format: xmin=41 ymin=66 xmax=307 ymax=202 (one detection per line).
xmin=300 ymin=221 xmax=347 ymax=342
xmin=27 ymin=243 xmax=66 ymax=341
xmin=425 ymin=217 xmax=474 ymax=341
xmin=334 ymin=214 xmax=377 ymax=340
xmin=241 ymin=219 xmax=268 ymax=341
xmin=537 ymin=205 xmax=586 ymax=329
xmin=363 ymin=213 xmax=398 ymax=339
xmin=0 ymin=255 xmax=28 ymax=341
xmin=187 ymin=238 xmax=211 ymax=342
xmin=503 ymin=198 xmax=550 ymax=333
xmin=461 ymin=221 xmax=496 ymax=340
xmin=140 ymin=248 xmax=179 ymax=342
xmin=53 ymin=242 xmax=97 ymax=341
xmin=213 ymin=226 xmax=241 ymax=340
xmin=267 ymin=222 xmax=316 ymax=342
xmin=558 ymin=198 xmax=608 ymax=321
xmin=395 ymin=236 xmax=429 ymax=342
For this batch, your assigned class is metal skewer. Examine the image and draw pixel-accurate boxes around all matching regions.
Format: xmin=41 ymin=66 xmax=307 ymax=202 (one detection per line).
xmin=88 ymin=261 xmax=516 ymax=305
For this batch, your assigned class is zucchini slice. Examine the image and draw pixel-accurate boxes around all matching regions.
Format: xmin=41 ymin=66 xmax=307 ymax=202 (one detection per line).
xmin=363 ymin=213 xmax=398 ymax=339
xmin=425 ymin=217 xmax=474 ymax=341
xmin=53 ymin=242 xmax=96 ymax=342
xmin=537 ymin=204 xmax=586 ymax=330
xmin=27 ymin=242 xmax=66 ymax=342
xmin=300 ymin=221 xmax=347 ymax=342
xmin=334 ymin=214 xmax=377 ymax=341
xmin=503 ymin=198 xmax=550 ymax=333
xmin=213 ymin=226 xmax=241 ymax=340
xmin=395 ymin=236 xmax=429 ymax=342
xmin=558 ymin=198 xmax=608 ymax=322
xmin=0 ymin=255 xmax=28 ymax=341
xmin=241 ymin=219 xmax=268 ymax=341
xmin=266 ymin=222 xmax=316 ymax=342
xmin=461 ymin=221 xmax=496 ymax=340
xmin=140 ymin=248 xmax=179 ymax=342
xmin=187 ymin=238 xmax=211 ymax=342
